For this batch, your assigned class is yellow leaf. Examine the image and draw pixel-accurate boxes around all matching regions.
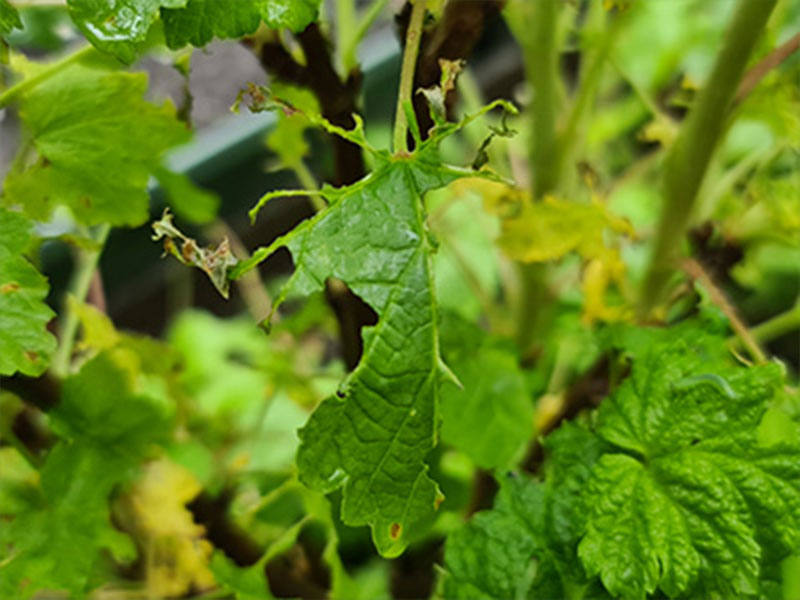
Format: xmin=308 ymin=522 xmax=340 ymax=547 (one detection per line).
xmin=582 ymin=253 xmax=631 ymax=324
xmin=497 ymin=196 xmax=632 ymax=263
xmin=115 ymin=459 xmax=216 ymax=598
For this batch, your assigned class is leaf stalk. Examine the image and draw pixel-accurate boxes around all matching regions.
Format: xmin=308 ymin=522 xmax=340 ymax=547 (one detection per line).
xmin=393 ymin=0 xmax=427 ymax=154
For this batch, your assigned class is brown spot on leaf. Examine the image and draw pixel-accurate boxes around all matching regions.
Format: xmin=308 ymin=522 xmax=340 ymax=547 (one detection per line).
xmin=24 ymin=351 xmax=38 ymax=363
xmin=80 ymin=196 xmax=91 ymax=207
xmin=1 ymin=282 xmax=20 ymax=293
xmin=434 ymin=494 xmax=444 ymax=511
xmin=389 ymin=523 xmax=402 ymax=540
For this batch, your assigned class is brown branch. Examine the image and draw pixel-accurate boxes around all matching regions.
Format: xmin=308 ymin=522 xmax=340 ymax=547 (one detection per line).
xmin=735 ymin=31 xmax=800 ymax=104
xmin=253 ymin=25 xmax=373 ymax=370
xmin=404 ymin=0 xmax=506 ymax=143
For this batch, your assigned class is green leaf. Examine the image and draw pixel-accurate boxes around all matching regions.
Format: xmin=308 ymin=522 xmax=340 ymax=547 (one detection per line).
xmin=3 ymin=65 xmax=188 ymax=226
xmin=154 ymin=167 xmax=220 ymax=224
xmin=66 ymin=0 xmax=187 ymax=63
xmin=439 ymin=317 xmax=533 ymax=469
xmin=259 ymin=0 xmax=321 ymax=32
xmin=161 ymin=0 xmax=261 ymax=48
xmin=0 ymin=208 xmax=56 ymax=376
xmin=210 ymin=552 xmax=273 ymax=600
xmin=0 ymin=353 xmax=171 ymax=599
xmin=235 ymin=150 xmax=478 ymax=557
xmin=542 ymin=423 xmax=613 ymax=584
xmin=0 ymin=0 xmax=22 ymax=37
xmin=162 ymin=0 xmax=322 ymax=49
xmin=442 ymin=425 xmax=613 ymax=600
xmin=443 ymin=475 xmax=545 ymax=600
xmin=579 ymin=337 xmax=800 ymax=599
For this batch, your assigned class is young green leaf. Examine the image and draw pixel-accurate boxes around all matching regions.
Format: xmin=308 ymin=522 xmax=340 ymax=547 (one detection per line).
xmin=0 ymin=208 xmax=56 ymax=376
xmin=579 ymin=338 xmax=800 ymax=599
xmin=0 ymin=353 xmax=171 ymax=599
xmin=3 ymin=65 xmax=188 ymax=226
xmin=66 ymin=0 xmax=187 ymax=63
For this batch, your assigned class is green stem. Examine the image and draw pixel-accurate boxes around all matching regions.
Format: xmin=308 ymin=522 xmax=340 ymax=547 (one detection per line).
xmin=0 ymin=44 xmax=95 ymax=109
xmin=392 ymin=0 xmax=427 ymax=155
xmin=335 ymin=0 xmax=357 ymax=73
xmin=292 ymin=160 xmax=326 ymax=212
xmin=526 ymin=0 xmax=560 ymax=198
xmin=51 ymin=224 xmax=111 ymax=377
xmin=747 ymin=300 xmax=800 ymax=346
xmin=638 ymin=0 xmax=778 ymax=317
xmin=514 ymin=0 xmax=560 ymax=354
xmin=343 ymin=0 xmax=391 ymax=73
xmin=557 ymin=5 xmax=627 ymax=190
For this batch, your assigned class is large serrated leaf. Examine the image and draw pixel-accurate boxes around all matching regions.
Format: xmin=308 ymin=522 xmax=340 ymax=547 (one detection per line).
xmin=3 ymin=65 xmax=188 ymax=226
xmin=0 ymin=208 xmax=56 ymax=376
xmin=66 ymin=0 xmax=187 ymax=63
xmin=233 ymin=150 xmax=476 ymax=556
xmin=579 ymin=338 xmax=800 ymax=600
xmin=443 ymin=476 xmax=546 ymax=600
xmin=442 ymin=424 xmax=612 ymax=600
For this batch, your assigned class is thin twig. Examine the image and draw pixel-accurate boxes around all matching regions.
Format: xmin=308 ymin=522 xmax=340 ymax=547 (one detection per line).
xmin=681 ymin=258 xmax=767 ymax=364
xmin=735 ymin=31 xmax=800 ymax=104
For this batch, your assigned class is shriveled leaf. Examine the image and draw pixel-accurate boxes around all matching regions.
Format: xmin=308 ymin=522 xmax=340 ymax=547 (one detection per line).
xmin=66 ymin=0 xmax=187 ymax=63
xmin=0 ymin=208 xmax=56 ymax=376
xmin=579 ymin=336 xmax=800 ymax=599
xmin=152 ymin=209 xmax=238 ymax=298
xmin=0 ymin=353 xmax=171 ymax=599
xmin=3 ymin=66 xmax=188 ymax=226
